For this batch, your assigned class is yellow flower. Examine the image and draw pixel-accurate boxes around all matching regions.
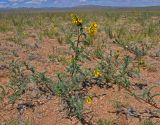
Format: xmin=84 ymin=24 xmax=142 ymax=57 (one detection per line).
xmin=87 ymin=22 xmax=97 ymax=36
xmin=94 ymin=69 xmax=102 ymax=78
xmin=70 ymin=13 xmax=82 ymax=26
xmin=114 ymin=50 xmax=120 ymax=59
xmin=139 ymin=57 xmax=145 ymax=65
xmin=85 ymin=96 xmax=93 ymax=105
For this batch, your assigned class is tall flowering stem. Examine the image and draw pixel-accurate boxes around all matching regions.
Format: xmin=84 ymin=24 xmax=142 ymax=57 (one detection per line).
xmin=69 ymin=13 xmax=98 ymax=77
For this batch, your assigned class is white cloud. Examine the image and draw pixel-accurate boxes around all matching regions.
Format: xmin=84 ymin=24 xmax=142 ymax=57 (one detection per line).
xmin=79 ymin=0 xmax=87 ymax=2
xmin=4 ymin=0 xmax=160 ymax=8
xmin=12 ymin=3 xmax=18 ymax=6
xmin=26 ymin=0 xmax=47 ymax=4
xmin=0 ymin=5 xmax=5 ymax=8
xmin=9 ymin=0 xmax=19 ymax=2
xmin=0 ymin=2 xmax=7 ymax=4
xmin=8 ymin=0 xmax=24 ymax=2
xmin=0 ymin=2 xmax=7 ymax=8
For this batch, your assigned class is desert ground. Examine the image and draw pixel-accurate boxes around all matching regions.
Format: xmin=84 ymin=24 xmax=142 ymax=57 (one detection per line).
xmin=0 ymin=8 xmax=160 ymax=125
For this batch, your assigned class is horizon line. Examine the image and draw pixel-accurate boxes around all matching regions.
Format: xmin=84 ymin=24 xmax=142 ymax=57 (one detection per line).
xmin=1 ymin=4 xmax=160 ymax=9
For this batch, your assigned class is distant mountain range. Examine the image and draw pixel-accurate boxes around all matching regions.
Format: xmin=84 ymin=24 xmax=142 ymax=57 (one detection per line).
xmin=0 ymin=5 xmax=160 ymax=12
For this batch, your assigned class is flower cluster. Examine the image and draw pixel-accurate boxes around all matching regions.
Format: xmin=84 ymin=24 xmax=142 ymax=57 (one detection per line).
xmin=71 ymin=14 xmax=83 ymax=26
xmin=114 ymin=49 xmax=120 ymax=59
xmin=138 ymin=57 xmax=145 ymax=65
xmin=85 ymin=96 xmax=93 ymax=105
xmin=87 ymin=22 xmax=97 ymax=36
xmin=94 ymin=69 xmax=102 ymax=78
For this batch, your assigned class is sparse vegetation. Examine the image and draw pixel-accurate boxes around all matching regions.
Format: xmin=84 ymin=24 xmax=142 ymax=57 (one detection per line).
xmin=0 ymin=7 xmax=160 ymax=125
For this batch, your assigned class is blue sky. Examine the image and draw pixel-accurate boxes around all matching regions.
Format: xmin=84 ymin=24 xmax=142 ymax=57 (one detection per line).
xmin=0 ymin=0 xmax=160 ymax=8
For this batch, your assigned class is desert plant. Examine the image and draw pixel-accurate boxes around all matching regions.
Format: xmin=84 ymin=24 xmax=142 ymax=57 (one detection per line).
xmin=140 ymin=120 xmax=156 ymax=125
xmin=97 ymin=51 xmax=138 ymax=90
xmin=0 ymin=85 xmax=6 ymax=102
xmin=7 ymin=60 xmax=54 ymax=104
xmin=6 ymin=118 xmax=35 ymax=125
xmin=54 ymin=14 xmax=97 ymax=124
xmin=134 ymin=85 xmax=160 ymax=104
xmin=97 ymin=119 xmax=114 ymax=125
xmin=8 ymin=60 xmax=31 ymax=104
